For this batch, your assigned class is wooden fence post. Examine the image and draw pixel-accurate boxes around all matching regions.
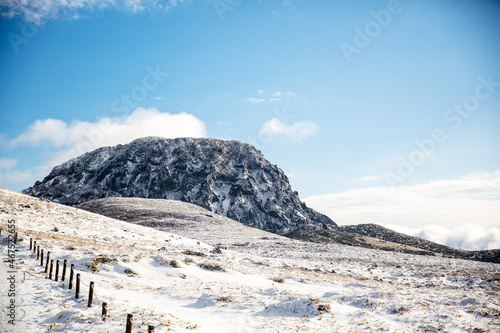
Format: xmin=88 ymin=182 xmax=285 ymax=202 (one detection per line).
xmin=75 ymin=273 xmax=80 ymax=298
xmin=87 ymin=282 xmax=94 ymax=307
xmin=148 ymin=325 xmax=155 ymax=332
xmin=55 ymin=260 xmax=60 ymax=282
xmin=102 ymin=302 xmax=107 ymax=321
xmin=69 ymin=264 xmax=74 ymax=289
xmin=30 ymin=238 xmax=32 ymax=250
xmin=34 ymin=240 xmax=37 ymax=254
xmin=62 ymin=260 xmax=67 ymax=281
xmin=45 ymin=251 xmax=50 ymax=273
xmin=126 ymin=314 xmax=133 ymax=333
xmin=40 ymin=249 xmax=44 ymax=266
xmin=48 ymin=260 xmax=53 ymax=280
xmin=37 ymin=246 xmax=40 ymax=260
xmin=13 ymin=232 xmax=17 ymax=244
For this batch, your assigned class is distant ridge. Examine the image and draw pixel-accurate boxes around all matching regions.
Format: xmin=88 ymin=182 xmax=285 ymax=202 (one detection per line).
xmin=286 ymin=224 xmax=500 ymax=264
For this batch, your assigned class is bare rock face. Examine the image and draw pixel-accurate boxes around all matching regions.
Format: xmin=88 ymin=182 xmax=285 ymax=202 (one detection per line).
xmin=23 ymin=137 xmax=336 ymax=234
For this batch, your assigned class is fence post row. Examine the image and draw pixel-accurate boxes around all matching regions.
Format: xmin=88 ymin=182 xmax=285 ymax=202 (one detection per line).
xmin=22 ymin=237 xmax=157 ymax=332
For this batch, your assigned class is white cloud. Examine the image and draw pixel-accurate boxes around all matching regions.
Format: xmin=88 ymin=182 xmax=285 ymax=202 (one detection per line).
xmin=11 ymin=107 xmax=207 ymax=167
xmin=0 ymin=169 xmax=34 ymax=187
xmin=246 ymin=98 xmax=266 ymax=104
xmin=246 ymin=91 xmax=296 ymax=103
xmin=259 ymin=117 xmax=318 ymax=143
xmin=0 ymin=0 xmax=185 ymax=24
xmin=384 ymin=224 xmax=500 ymax=251
xmin=0 ymin=157 xmax=34 ymax=188
xmin=304 ymin=171 xmax=500 ymax=250
xmin=0 ymin=157 xmax=17 ymax=170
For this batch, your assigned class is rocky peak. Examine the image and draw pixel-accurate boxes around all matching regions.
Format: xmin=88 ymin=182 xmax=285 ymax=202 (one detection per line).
xmin=23 ymin=136 xmax=336 ymax=234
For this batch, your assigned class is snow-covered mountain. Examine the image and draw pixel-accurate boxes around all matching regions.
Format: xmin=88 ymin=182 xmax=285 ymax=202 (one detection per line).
xmin=23 ymin=137 xmax=335 ymax=234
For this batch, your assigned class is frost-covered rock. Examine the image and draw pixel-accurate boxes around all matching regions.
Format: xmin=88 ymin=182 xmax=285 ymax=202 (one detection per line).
xmin=23 ymin=136 xmax=335 ymax=234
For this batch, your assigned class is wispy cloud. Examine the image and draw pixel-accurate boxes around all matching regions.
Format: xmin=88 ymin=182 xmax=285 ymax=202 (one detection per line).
xmin=356 ymin=175 xmax=384 ymax=182
xmin=246 ymin=90 xmax=297 ymax=104
xmin=304 ymin=171 xmax=500 ymax=250
xmin=0 ymin=157 xmax=33 ymax=188
xmin=246 ymin=97 xmax=267 ymax=104
xmin=0 ymin=157 xmax=17 ymax=170
xmin=259 ymin=117 xmax=318 ymax=143
xmin=0 ymin=0 xmax=186 ymax=24
xmin=10 ymin=107 xmax=207 ymax=167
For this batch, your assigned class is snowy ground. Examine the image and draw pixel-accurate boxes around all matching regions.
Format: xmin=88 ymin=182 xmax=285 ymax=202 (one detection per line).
xmin=0 ymin=187 xmax=499 ymax=333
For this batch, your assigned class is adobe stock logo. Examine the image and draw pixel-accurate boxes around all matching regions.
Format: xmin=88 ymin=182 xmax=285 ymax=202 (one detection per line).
xmin=213 ymin=0 xmax=242 ymax=21
xmin=384 ymin=75 xmax=500 ymax=187
xmin=7 ymin=23 xmax=39 ymax=54
xmin=339 ymin=0 xmax=403 ymax=63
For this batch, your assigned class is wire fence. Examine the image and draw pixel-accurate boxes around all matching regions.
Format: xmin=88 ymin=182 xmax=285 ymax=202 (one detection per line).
xmin=13 ymin=233 xmax=157 ymax=333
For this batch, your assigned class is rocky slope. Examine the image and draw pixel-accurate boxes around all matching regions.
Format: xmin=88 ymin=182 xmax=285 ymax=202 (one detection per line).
xmin=23 ymin=136 xmax=335 ymax=234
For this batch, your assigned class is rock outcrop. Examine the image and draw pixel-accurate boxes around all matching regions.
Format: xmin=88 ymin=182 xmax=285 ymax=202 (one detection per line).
xmin=23 ymin=137 xmax=335 ymax=234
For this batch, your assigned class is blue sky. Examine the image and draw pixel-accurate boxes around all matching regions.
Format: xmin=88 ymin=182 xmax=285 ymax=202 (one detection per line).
xmin=1 ymin=0 xmax=499 ymax=249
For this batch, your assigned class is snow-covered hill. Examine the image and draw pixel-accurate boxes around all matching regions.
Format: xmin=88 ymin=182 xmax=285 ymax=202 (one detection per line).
xmin=1 ymin=188 xmax=499 ymax=332
xmin=23 ymin=137 xmax=335 ymax=234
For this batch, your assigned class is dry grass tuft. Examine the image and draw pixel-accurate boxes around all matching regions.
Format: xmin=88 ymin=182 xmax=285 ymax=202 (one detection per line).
xmin=86 ymin=255 xmax=118 ymax=272
xmin=124 ymin=268 xmax=138 ymax=276
xmin=199 ymin=262 xmax=225 ymax=272
xmin=183 ymin=250 xmax=207 ymax=257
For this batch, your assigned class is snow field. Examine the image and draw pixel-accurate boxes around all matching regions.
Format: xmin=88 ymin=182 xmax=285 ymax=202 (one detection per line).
xmin=1 ymin=187 xmax=499 ymax=332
